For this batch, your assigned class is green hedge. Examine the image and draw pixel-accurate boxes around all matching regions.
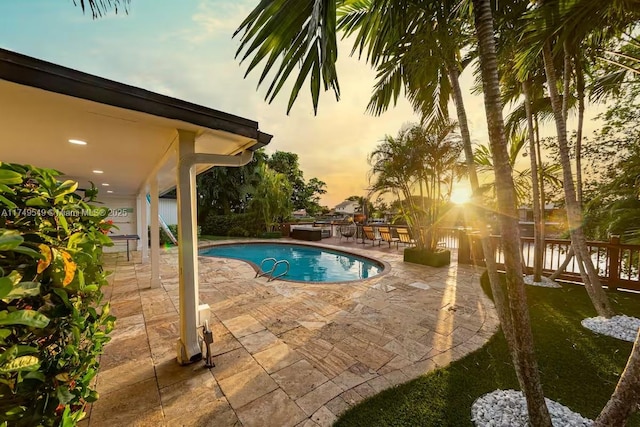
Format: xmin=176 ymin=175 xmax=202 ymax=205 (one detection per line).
xmin=201 ymin=213 xmax=265 ymax=237
xmin=0 ymin=163 xmax=114 ymax=426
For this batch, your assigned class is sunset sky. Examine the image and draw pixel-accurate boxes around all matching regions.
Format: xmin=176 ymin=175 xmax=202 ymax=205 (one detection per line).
xmin=0 ymin=0 xmax=604 ymax=207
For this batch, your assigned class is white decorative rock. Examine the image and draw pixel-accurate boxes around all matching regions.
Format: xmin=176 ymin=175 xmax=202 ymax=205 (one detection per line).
xmin=471 ymin=389 xmax=592 ymax=427
xmin=582 ymin=315 xmax=640 ymax=342
xmin=523 ymin=275 xmax=561 ymax=288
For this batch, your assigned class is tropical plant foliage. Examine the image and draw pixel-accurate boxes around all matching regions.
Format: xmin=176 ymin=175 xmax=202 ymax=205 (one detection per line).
xmin=249 ymin=164 xmax=293 ymax=232
xmin=582 ymin=87 xmax=640 ymax=243
xmin=0 ymin=163 xmax=114 ymax=426
xmin=195 ymin=149 xmax=327 ymax=222
xmin=368 ymin=121 xmax=463 ymax=251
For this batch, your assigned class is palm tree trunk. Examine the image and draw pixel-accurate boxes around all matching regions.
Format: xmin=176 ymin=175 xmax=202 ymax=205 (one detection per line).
xmin=575 ymin=54 xmax=586 ymax=206
xmin=594 ymin=330 xmax=640 ymax=426
xmin=562 ymin=41 xmax=572 ymax=122
xmin=550 ymin=246 xmax=574 ymax=281
xmin=472 ymin=1 xmax=552 ymax=425
xmin=447 ymin=64 xmax=515 ymax=345
xmin=523 ymin=80 xmax=544 ymax=282
xmin=535 ymin=115 xmax=547 ymax=275
xmin=541 ymin=41 xmax=614 ymax=318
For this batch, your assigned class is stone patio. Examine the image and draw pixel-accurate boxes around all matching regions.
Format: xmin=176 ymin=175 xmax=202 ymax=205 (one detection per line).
xmin=83 ymin=238 xmax=499 ymax=427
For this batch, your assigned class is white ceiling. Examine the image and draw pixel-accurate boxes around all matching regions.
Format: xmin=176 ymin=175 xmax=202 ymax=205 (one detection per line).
xmin=0 ymin=80 xmax=257 ymax=197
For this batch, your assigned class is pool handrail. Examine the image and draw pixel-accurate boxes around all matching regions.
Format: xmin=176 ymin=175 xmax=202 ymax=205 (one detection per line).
xmin=267 ymin=260 xmax=290 ymax=282
xmin=256 ymin=257 xmax=277 ymax=278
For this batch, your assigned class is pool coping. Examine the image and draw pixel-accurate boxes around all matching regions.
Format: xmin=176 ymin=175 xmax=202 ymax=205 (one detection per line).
xmin=198 ymin=239 xmax=392 ymax=285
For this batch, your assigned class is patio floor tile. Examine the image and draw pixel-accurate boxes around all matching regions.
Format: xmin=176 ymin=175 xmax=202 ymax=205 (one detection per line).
xmin=271 ymin=359 xmax=329 ymax=400
xmin=295 ymin=380 xmax=343 ymax=416
xmin=238 ymin=329 xmax=281 ymax=354
xmin=311 ymin=406 xmax=338 ymax=427
xmin=89 ymin=377 xmax=163 ymax=426
xmin=235 ymin=388 xmax=306 ymax=427
xmin=223 ymin=314 xmax=266 ymax=338
xmin=159 ymin=370 xmax=231 ymax=423
xmin=253 ymin=342 xmax=303 ymax=374
xmin=217 ymin=363 xmax=279 ymax=408
xmin=210 ymin=347 xmax=258 ymax=381
xmin=95 ymin=356 xmax=155 ymax=396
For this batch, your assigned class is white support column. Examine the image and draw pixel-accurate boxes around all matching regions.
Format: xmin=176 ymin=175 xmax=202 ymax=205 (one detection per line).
xmin=150 ymin=176 xmax=161 ymax=288
xmin=176 ymin=129 xmax=201 ymax=364
xmin=140 ymin=191 xmax=149 ymax=264
xmin=135 ymin=196 xmax=143 ymax=252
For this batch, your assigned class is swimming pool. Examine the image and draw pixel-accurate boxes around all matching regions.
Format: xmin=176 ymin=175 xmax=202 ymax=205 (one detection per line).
xmin=199 ymin=243 xmax=384 ymax=283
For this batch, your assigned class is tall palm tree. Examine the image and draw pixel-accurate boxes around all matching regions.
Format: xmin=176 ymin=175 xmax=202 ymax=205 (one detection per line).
xmin=235 ymin=0 xmax=551 ymax=423
xmin=368 ymin=121 xmax=463 ymax=251
xmin=527 ymin=1 xmax=615 ymax=318
xmin=471 ymin=0 xmax=552 ymax=423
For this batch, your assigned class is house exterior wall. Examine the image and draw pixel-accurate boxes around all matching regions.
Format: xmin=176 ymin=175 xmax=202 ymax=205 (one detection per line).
xmin=96 ymin=195 xmax=137 ymax=253
xmin=146 ymin=198 xmax=178 ymax=225
xmin=335 ymin=201 xmax=359 ymax=215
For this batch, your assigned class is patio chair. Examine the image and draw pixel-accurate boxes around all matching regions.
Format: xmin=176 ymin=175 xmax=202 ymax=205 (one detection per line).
xmin=362 ymin=225 xmax=381 ymax=246
xmin=338 ymin=223 xmax=356 ymax=240
xmin=378 ymin=226 xmax=400 ymax=249
xmin=396 ymin=227 xmax=416 ymax=247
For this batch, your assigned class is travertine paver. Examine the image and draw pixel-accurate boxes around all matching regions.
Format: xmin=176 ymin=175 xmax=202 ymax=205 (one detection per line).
xmin=217 ymin=363 xmax=279 ymax=408
xmin=85 ymin=237 xmax=499 ymax=426
xmin=271 ymin=359 xmax=330 ymax=400
xmin=235 ymin=389 xmax=306 ymax=427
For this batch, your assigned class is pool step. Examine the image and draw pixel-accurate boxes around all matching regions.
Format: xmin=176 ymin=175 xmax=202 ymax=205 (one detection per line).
xmin=255 ymin=258 xmax=290 ymax=282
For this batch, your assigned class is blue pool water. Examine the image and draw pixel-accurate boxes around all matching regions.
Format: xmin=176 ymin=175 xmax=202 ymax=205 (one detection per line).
xmin=199 ymin=243 xmax=383 ymax=282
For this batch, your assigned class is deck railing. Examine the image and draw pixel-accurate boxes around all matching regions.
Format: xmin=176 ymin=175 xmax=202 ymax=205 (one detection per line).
xmin=458 ymin=232 xmax=640 ymax=292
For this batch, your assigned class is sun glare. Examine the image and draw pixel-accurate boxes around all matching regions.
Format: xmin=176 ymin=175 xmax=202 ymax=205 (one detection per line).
xmin=451 ymin=188 xmax=472 ymax=205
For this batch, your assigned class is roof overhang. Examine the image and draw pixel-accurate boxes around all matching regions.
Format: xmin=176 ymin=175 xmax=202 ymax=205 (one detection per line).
xmin=0 ymin=48 xmax=272 ymax=196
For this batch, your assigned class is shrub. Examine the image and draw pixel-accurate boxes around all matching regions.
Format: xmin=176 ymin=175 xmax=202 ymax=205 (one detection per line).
xmin=227 ymin=226 xmax=250 ymax=237
xmin=0 ymin=163 xmax=115 ymax=426
xmin=259 ymin=231 xmax=282 ymax=239
xmin=201 ymin=213 xmax=264 ymax=237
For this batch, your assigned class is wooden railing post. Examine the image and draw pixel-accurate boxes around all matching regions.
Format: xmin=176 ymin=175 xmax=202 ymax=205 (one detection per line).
xmin=608 ymin=235 xmax=621 ymax=291
xmin=458 ymin=229 xmax=473 ymax=264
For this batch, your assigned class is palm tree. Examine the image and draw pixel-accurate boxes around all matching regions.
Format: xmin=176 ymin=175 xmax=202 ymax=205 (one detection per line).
xmin=528 ymin=2 xmax=615 ymax=318
xmin=471 ymin=0 xmax=552 ymax=423
xmin=235 ymin=0 xmax=552 ymax=423
xmin=368 ymin=121 xmax=463 ymax=251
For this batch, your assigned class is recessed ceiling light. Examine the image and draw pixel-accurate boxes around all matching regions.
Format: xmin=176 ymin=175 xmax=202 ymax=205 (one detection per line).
xmin=102 ymin=183 xmax=109 ymax=186
xmin=68 ymin=139 xmax=87 ymax=145
xmin=93 ymin=170 xmax=104 ymax=174
xmin=107 ymin=190 xmax=113 ymax=194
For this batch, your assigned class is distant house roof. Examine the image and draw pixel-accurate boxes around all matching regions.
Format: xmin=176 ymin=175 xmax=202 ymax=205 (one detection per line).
xmin=335 ymin=200 xmax=358 ymax=210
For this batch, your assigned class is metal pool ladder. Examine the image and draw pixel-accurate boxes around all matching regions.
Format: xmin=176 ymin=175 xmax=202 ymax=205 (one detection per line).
xmin=255 ymin=258 xmax=290 ymax=282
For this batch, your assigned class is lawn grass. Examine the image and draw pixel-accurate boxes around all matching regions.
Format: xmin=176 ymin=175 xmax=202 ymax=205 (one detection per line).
xmin=335 ymin=275 xmax=640 ymax=427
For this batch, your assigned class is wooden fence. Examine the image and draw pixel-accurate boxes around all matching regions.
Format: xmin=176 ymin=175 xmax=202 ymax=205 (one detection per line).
xmin=457 ymin=231 xmax=640 ymax=292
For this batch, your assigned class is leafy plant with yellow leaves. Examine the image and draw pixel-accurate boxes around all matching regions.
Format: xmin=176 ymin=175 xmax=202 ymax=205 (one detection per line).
xmin=0 ymin=163 xmax=115 ymax=426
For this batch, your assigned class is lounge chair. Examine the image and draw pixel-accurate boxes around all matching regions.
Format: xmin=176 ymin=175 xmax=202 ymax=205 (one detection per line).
xmin=362 ymin=225 xmax=381 ymax=246
xmin=378 ymin=226 xmax=400 ymax=249
xmin=396 ymin=227 xmax=416 ymax=247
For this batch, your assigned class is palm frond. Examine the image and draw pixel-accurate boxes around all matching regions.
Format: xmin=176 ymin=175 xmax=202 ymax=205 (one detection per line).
xmin=235 ymin=0 xmax=340 ymax=114
xmin=72 ymin=0 xmax=129 ymax=18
